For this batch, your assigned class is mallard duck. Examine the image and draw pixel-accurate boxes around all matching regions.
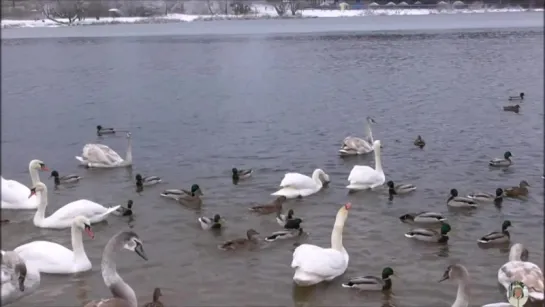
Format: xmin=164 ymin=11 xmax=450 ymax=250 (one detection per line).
xmin=341 ymin=267 xmax=395 ymax=291
xmin=198 ymin=214 xmax=222 ymax=230
xmin=160 ymin=184 xmax=203 ymax=200
xmin=504 ymin=180 xmax=530 ymax=198
xmin=447 ymin=189 xmax=478 ymax=208
xmin=508 ymin=92 xmax=524 ymax=101
xmin=96 ymin=125 xmax=116 ymax=136
xmin=232 ymin=168 xmax=253 ymax=182
xmin=414 ymin=135 xmax=425 ymax=148
xmin=135 ymin=174 xmax=162 ymax=192
xmin=477 ymin=220 xmax=512 ymax=244
xmin=143 ymin=287 xmax=164 ymax=307
xmin=114 ymin=200 xmax=133 ymax=216
xmin=467 ymin=188 xmax=504 ymax=205
xmin=276 ymin=209 xmax=303 ymax=229
xmin=404 ymin=222 xmax=451 ymax=243
xmin=503 ymin=104 xmax=520 ymax=113
xmin=386 ymin=180 xmax=416 ymax=194
xmin=218 ymin=229 xmax=260 ymax=250
xmin=265 ymin=228 xmax=303 ymax=242
xmin=489 ymin=151 xmax=513 ymax=167
xmin=399 ymin=212 xmax=446 ymax=224
xmin=50 ymin=170 xmax=82 ymax=185
xmin=249 ymin=196 xmax=286 ymax=214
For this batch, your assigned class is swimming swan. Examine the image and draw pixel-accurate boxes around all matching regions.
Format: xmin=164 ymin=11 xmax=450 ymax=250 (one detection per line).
xmin=14 ymin=216 xmax=94 ymax=274
xmin=497 ymin=243 xmax=544 ymax=302
xmin=291 ymin=203 xmax=351 ymax=286
xmin=346 ymin=140 xmax=385 ymax=190
xmin=438 ymin=264 xmax=471 ymax=307
xmin=75 ymin=132 xmax=132 ymax=168
xmin=271 ymin=169 xmax=330 ymax=199
xmin=1 ymin=250 xmax=40 ymax=306
xmin=84 ymin=230 xmax=148 ymax=307
xmin=30 ymin=182 xmax=120 ymax=229
xmin=339 ymin=116 xmax=376 ymax=155
xmin=1 ymin=159 xmax=48 ymax=210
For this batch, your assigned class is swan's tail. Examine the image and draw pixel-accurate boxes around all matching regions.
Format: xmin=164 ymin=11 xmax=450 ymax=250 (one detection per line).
xmin=100 ymin=205 xmax=121 ymax=218
xmin=75 ymin=156 xmax=86 ymax=163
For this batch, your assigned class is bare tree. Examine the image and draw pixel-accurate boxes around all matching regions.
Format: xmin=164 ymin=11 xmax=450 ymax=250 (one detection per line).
xmin=266 ymin=0 xmax=287 ymax=16
xmin=38 ymin=0 xmax=85 ymax=25
xmin=287 ymin=0 xmax=304 ymax=14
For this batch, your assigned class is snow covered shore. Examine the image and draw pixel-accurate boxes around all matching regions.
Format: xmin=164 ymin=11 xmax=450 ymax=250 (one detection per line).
xmin=1 ymin=5 xmax=540 ymax=29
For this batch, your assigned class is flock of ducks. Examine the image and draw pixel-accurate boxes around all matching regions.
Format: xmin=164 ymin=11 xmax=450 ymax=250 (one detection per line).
xmin=1 ymin=101 xmax=542 ymax=307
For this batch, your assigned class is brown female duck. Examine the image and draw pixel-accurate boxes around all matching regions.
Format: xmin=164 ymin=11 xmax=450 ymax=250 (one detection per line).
xmin=218 ymin=229 xmax=260 ymax=250
xmin=504 ymin=180 xmax=530 ymax=198
xmin=249 ymin=196 xmax=286 ymax=214
xmin=143 ymin=288 xmax=164 ymax=307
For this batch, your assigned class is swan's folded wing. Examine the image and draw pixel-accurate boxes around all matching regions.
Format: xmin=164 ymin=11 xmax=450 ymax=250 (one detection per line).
xmin=14 ymin=241 xmax=73 ymax=269
xmin=347 ymin=165 xmax=375 ymax=182
xmin=47 ymin=199 xmax=108 ymax=222
xmin=83 ymin=144 xmax=123 ymax=164
xmin=501 ymin=261 xmax=544 ymax=293
xmin=291 ymin=244 xmax=346 ymax=278
xmin=343 ymin=137 xmax=372 ymax=151
xmin=279 ymin=173 xmax=316 ymax=190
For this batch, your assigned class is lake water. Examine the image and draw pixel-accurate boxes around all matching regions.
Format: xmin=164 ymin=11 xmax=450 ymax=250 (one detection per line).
xmin=1 ymin=12 xmax=543 ymax=307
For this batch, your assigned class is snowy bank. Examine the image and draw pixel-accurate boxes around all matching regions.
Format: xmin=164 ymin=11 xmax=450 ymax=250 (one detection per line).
xmin=1 ymin=6 xmax=541 ymax=29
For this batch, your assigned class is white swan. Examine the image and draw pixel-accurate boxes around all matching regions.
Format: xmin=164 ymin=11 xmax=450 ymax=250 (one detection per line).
xmin=346 ymin=140 xmax=385 ymax=190
xmin=30 ymin=182 xmax=120 ymax=229
xmin=75 ymin=132 xmax=132 ymax=168
xmin=291 ymin=203 xmax=351 ymax=286
xmin=1 ymin=159 xmax=48 ymax=210
xmin=339 ymin=117 xmax=376 ymax=155
xmin=498 ymin=243 xmax=544 ymax=301
xmin=84 ymin=230 xmax=148 ymax=307
xmin=14 ymin=216 xmax=94 ymax=274
xmin=1 ymin=250 xmax=41 ymax=306
xmin=271 ymin=169 xmax=330 ymax=199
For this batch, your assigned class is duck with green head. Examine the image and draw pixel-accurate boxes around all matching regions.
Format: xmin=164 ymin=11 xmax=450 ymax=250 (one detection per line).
xmin=405 ymin=223 xmax=451 ymax=243
xmin=342 ymin=267 xmax=395 ymax=291
xmin=489 ymin=151 xmax=513 ymax=167
xmin=232 ymin=167 xmax=253 ymax=183
xmin=447 ymin=189 xmax=478 ymax=208
xmin=466 ymin=188 xmax=503 ymax=205
xmin=160 ymin=184 xmax=203 ymax=206
xmin=477 ymin=220 xmax=512 ymax=244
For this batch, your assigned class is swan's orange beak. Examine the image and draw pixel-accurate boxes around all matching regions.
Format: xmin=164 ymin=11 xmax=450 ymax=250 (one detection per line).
xmin=28 ymin=190 xmax=36 ymax=199
xmin=40 ymin=165 xmax=49 ymax=171
xmin=344 ymin=202 xmax=351 ymax=210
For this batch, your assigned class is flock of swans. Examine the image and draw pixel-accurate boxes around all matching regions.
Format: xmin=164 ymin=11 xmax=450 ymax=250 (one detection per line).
xmin=0 ymin=114 xmax=543 ymax=307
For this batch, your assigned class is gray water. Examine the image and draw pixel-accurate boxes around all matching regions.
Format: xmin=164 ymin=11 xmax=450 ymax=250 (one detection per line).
xmin=1 ymin=12 xmax=543 ymax=307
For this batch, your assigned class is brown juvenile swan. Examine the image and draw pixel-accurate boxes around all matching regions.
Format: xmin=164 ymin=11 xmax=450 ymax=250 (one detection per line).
xmin=84 ymin=231 xmax=148 ymax=307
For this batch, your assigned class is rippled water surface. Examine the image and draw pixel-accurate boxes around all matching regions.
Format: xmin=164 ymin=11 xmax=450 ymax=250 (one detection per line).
xmin=1 ymin=13 xmax=543 ymax=307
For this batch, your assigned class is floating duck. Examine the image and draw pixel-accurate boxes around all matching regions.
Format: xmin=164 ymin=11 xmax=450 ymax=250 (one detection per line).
xmin=489 ymin=151 xmax=512 ymax=167
xmin=414 ymin=135 xmax=425 ymax=148
xmin=508 ymin=92 xmax=524 ymax=101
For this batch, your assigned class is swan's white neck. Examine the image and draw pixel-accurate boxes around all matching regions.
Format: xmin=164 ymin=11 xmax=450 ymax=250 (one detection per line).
xmin=452 ymin=277 xmax=470 ymax=307
xmin=124 ymin=137 xmax=132 ymax=164
xmin=71 ymin=224 xmax=89 ymax=265
xmin=311 ymin=169 xmax=324 ymax=187
xmin=331 ymin=210 xmax=347 ymax=252
xmin=102 ymin=236 xmax=137 ymax=307
xmin=33 ymin=188 xmax=48 ymax=225
xmin=28 ymin=164 xmax=40 ymax=186
xmin=508 ymin=246 xmax=523 ymax=261
xmin=374 ymin=145 xmax=383 ymax=173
